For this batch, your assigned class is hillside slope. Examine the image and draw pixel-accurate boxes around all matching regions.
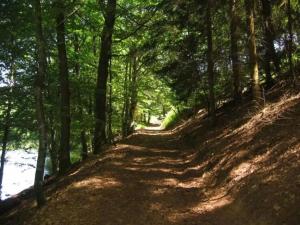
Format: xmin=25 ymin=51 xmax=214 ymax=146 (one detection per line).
xmin=1 ymin=87 xmax=300 ymax=225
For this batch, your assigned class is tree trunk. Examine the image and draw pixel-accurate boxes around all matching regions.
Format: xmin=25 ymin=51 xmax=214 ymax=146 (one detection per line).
xmin=206 ymin=0 xmax=216 ymax=123
xmin=56 ymin=0 xmax=71 ymax=172
xmin=93 ymin=0 xmax=117 ymax=154
xmin=0 ymin=56 xmax=15 ymax=193
xmin=0 ymin=100 xmax=11 ymax=191
xmin=261 ymin=0 xmax=279 ymax=87
xmin=107 ymin=59 xmax=113 ymax=143
xmin=127 ymin=54 xmax=138 ymax=135
xmin=33 ymin=0 xmax=48 ymax=207
xmin=147 ymin=112 xmax=151 ymax=124
xmin=287 ymin=0 xmax=295 ymax=84
xmin=245 ymin=0 xmax=261 ymax=102
xmin=229 ymin=0 xmax=242 ymax=101
xmin=49 ymin=126 xmax=58 ymax=174
xmin=122 ymin=60 xmax=129 ymax=138
xmin=74 ymin=34 xmax=88 ymax=160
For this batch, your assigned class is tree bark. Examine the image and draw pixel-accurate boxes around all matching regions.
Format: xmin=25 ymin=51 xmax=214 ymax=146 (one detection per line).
xmin=93 ymin=0 xmax=117 ymax=154
xmin=107 ymin=58 xmax=113 ymax=143
xmin=33 ymin=0 xmax=48 ymax=207
xmin=261 ymin=0 xmax=280 ymax=87
xmin=245 ymin=0 xmax=261 ymax=102
xmin=229 ymin=0 xmax=242 ymax=101
xmin=127 ymin=53 xmax=138 ymax=135
xmin=287 ymin=0 xmax=295 ymax=84
xmin=206 ymin=0 xmax=216 ymax=123
xmin=0 ymin=56 xmax=15 ymax=193
xmin=56 ymin=0 xmax=71 ymax=172
xmin=0 ymin=97 xmax=11 ymax=191
xmin=74 ymin=34 xmax=88 ymax=160
xmin=49 ymin=126 xmax=58 ymax=174
xmin=122 ymin=59 xmax=130 ymax=138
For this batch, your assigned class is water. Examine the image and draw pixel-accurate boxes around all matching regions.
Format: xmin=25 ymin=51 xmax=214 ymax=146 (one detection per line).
xmin=0 ymin=149 xmax=50 ymax=200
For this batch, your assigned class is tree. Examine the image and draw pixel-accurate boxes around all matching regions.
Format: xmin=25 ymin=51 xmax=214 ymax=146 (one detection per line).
xmin=74 ymin=33 xmax=88 ymax=159
xmin=229 ymin=0 xmax=242 ymax=101
xmin=128 ymin=54 xmax=139 ymax=133
xmin=122 ymin=58 xmax=130 ymax=138
xmin=206 ymin=0 xmax=216 ymax=122
xmin=245 ymin=0 xmax=261 ymax=102
xmin=93 ymin=0 xmax=117 ymax=154
xmin=0 ymin=75 xmax=13 ymax=191
xmin=261 ymin=0 xmax=280 ymax=88
xmin=286 ymin=0 xmax=296 ymax=84
xmin=56 ymin=0 xmax=71 ymax=172
xmin=33 ymin=0 xmax=48 ymax=207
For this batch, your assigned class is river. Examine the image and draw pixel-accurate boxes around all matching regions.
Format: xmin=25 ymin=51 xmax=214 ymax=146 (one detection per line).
xmin=0 ymin=149 xmax=50 ymax=200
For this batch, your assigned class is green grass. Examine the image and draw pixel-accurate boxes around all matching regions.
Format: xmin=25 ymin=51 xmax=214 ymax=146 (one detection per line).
xmin=161 ymin=108 xmax=181 ymax=129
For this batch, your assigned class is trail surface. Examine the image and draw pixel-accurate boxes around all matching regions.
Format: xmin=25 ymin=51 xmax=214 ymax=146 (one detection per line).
xmin=42 ymin=130 xmax=204 ymax=225
xmin=2 ymin=91 xmax=300 ymax=225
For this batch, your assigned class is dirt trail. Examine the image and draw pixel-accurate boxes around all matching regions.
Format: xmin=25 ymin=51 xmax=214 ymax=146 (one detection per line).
xmin=31 ymin=131 xmax=207 ymax=225
xmin=2 ymin=90 xmax=300 ymax=225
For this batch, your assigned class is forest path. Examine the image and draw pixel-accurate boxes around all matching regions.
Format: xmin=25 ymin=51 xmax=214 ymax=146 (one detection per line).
xmin=3 ymin=92 xmax=300 ymax=225
xmin=29 ymin=130 xmax=212 ymax=225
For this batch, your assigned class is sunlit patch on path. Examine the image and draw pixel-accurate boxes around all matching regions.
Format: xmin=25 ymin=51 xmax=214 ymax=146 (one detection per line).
xmin=1 ymin=92 xmax=300 ymax=225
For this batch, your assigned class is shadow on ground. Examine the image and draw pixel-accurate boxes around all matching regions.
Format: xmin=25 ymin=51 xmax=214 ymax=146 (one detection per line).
xmin=1 ymin=92 xmax=300 ymax=225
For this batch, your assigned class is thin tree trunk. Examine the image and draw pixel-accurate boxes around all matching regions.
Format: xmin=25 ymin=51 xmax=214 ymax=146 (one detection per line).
xmin=147 ymin=112 xmax=151 ymax=124
xmin=107 ymin=59 xmax=113 ymax=143
xmin=47 ymin=108 xmax=58 ymax=175
xmin=229 ymin=0 xmax=242 ymax=101
xmin=127 ymin=54 xmax=138 ymax=135
xmin=261 ymin=0 xmax=279 ymax=87
xmin=245 ymin=0 xmax=261 ymax=102
xmin=33 ymin=0 xmax=48 ymax=207
xmin=206 ymin=0 xmax=216 ymax=123
xmin=74 ymin=34 xmax=88 ymax=160
xmin=56 ymin=0 xmax=71 ymax=172
xmin=93 ymin=0 xmax=117 ymax=154
xmin=121 ymin=60 xmax=129 ymax=138
xmin=123 ymin=58 xmax=132 ymax=137
xmin=287 ymin=0 xmax=295 ymax=84
xmin=49 ymin=126 xmax=58 ymax=174
xmin=0 ymin=100 xmax=12 ymax=191
xmin=0 ymin=57 xmax=15 ymax=192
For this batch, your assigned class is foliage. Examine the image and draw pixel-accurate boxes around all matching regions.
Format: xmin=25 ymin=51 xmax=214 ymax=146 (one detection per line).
xmin=0 ymin=0 xmax=299 ymax=164
xmin=161 ymin=108 xmax=182 ymax=129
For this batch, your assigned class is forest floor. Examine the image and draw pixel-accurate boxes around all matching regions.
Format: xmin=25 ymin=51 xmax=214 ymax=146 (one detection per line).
xmin=1 ymin=85 xmax=300 ymax=225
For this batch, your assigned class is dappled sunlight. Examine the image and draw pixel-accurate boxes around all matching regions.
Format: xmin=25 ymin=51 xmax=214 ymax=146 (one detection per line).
xmin=148 ymin=178 xmax=179 ymax=187
xmin=230 ymin=162 xmax=257 ymax=182
xmin=167 ymin=193 xmax=233 ymax=223
xmin=151 ymin=187 xmax=168 ymax=195
xmin=72 ymin=176 xmax=122 ymax=189
xmin=3 ymin=88 xmax=300 ymax=225
xmin=177 ymin=178 xmax=205 ymax=189
xmin=124 ymin=166 xmax=176 ymax=174
xmin=231 ymin=93 xmax=300 ymax=140
xmin=190 ymin=195 xmax=233 ymax=214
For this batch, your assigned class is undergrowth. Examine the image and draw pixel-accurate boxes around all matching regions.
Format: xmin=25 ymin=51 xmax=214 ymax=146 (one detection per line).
xmin=161 ymin=108 xmax=181 ymax=129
